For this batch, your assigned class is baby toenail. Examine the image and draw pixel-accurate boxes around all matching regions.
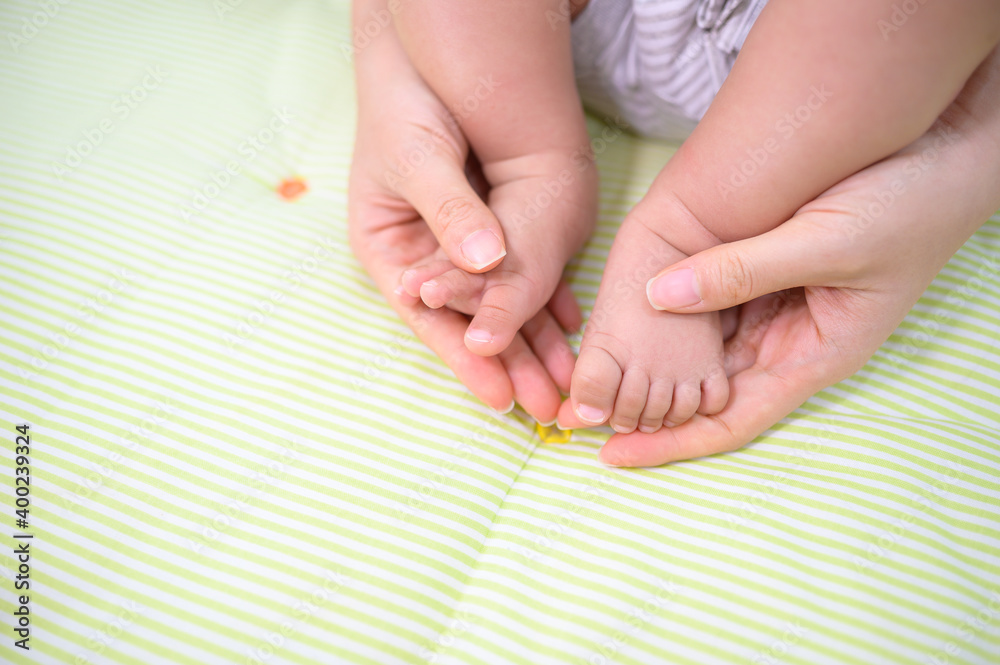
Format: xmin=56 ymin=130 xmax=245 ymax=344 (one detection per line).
xmin=460 ymin=230 xmax=506 ymax=269
xmin=648 ymin=268 xmax=700 ymax=309
xmin=576 ymin=404 xmax=606 ymax=424
xmin=466 ymin=328 xmax=493 ymax=344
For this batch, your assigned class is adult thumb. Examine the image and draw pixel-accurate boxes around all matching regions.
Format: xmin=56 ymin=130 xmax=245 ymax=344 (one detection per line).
xmin=645 ymin=221 xmax=831 ymax=313
xmin=392 ymin=147 xmax=508 ymax=274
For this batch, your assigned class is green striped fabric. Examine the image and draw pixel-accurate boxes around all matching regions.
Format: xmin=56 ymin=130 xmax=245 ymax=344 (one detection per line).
xmin=1 ymin=1 xmax=998 ymax=664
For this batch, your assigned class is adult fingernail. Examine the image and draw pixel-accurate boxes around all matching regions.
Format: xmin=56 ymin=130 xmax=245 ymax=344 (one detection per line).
xmin=466 ymin=328 xmax=493 ymax=344
xmin=495 ymin=399 xmax=515 ymax=415
xmin=460 ymin=230 xmax=506 ymax=269
xmin=576 ymin=404 xmax=606 ymax=424
xmin=647 ymin=269 xmax=700 ymax=309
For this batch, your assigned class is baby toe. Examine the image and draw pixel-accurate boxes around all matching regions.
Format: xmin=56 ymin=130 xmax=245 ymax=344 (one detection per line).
xmin=570 ymin=345 xmax=623 ymax=426
xmin=466 ymin=277 xmax=546 ymax=356
xmin=421 ymin=268 xmax=486 ymax=312
xmin=401 ymin=260 xmax=456 ymax=298
xmin=419 ymin=279 xmax=453 ymax=309
xmin=637 ymin=379 xmax=673 ymax=434
xmin=697 ymin=366 xmax=730 ymax=416
xmin=664 ymin=381 xmax=701 ymax=428
xmin=610 ymin=368 xmax=649 ymax=434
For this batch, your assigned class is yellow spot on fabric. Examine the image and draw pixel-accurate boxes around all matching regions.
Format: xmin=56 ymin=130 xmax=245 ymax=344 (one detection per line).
xmin=536 ymin=423 xmax=572 ymax=444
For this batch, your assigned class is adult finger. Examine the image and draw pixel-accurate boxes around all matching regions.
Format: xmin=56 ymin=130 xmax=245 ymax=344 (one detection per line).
xmin=645 ymin=220 xmax=841 ymax=314
xmin=520 ymin=309 xmax=576 ymax=396
xmin=392 ymin=146 xmax=508 ymax=273
xmin=498 ymin=332 xmax=563 ymax=425
xmin=547 ymin=278 xmax=583 ymax=333
xmin=403 ymin=304 xmax=516 ymax=413
xmin=596 ymin=359 xmax=829 ymax=467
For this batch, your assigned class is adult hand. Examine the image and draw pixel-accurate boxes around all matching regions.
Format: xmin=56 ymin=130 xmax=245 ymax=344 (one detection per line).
xmin=558 ymin=48 xmax=1000 ymax=466
xmin=348 ymin=0 xmax=578 ymax=422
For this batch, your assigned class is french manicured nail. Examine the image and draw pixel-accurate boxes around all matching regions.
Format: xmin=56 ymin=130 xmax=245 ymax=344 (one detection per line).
xmin=647 ymin=268 xmax=700 ymax=309
xmin=537 ymin=418 xmax=556 ymax=427
xmin=460 ymin=230 xmax=506 ymax=269
xmin=576 ymin=404 xmax=606 ymax=424
xmin=466 ymin=328 xmax=493 ymax=344
xmin=496 ymin=399 xmax=515 ymax=415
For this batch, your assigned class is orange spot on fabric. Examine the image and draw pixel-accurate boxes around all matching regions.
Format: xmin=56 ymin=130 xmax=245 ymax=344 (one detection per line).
xmin=277 ymin=177 xmax=308 ymax=201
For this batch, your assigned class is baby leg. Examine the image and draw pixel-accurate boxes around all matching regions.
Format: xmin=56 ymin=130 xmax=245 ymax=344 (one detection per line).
xmin=395 ymin=0 xmax=598 ymax=356
xmin=563 ymin=0 xmax=1000 ymax=432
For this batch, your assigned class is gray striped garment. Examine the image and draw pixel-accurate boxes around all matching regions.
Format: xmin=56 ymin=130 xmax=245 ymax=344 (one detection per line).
xmin=572 ymin=0 xmax=769 ymax=139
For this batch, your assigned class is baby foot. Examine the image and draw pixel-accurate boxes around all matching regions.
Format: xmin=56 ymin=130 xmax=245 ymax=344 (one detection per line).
xmin=399 ymin=151 xmax=598 ymax=356
xmin=400 ymin=254 xmax=489 ymax=314
xmin=563 ymin=216 xmax=730 ymax=433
